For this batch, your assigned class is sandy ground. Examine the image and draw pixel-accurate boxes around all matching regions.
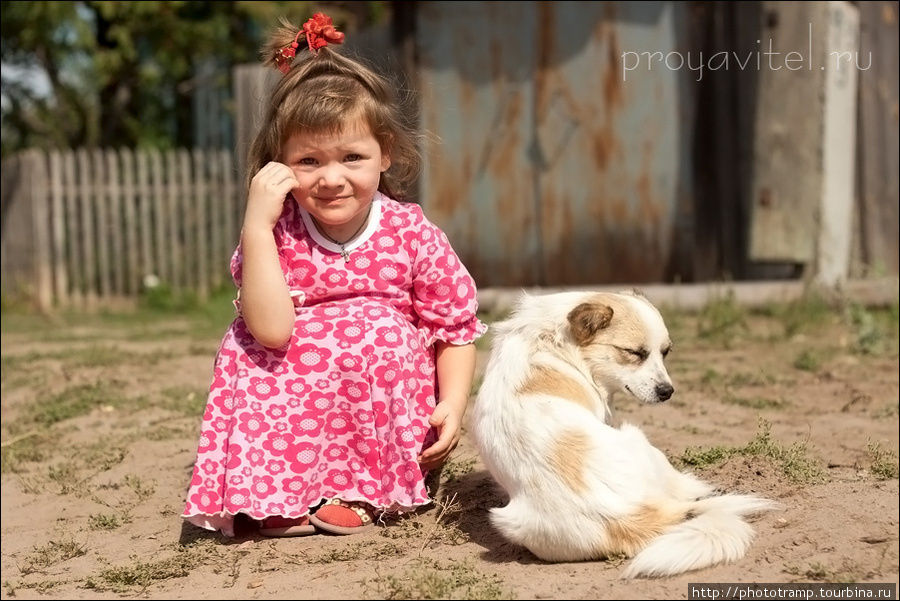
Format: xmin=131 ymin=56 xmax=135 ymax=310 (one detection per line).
xmin=1 ymin=294 xmax=898 ymax=599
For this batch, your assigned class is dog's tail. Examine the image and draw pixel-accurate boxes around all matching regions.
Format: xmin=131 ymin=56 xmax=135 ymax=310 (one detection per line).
xmin=622 ymin=494 xmax=776 ymax=579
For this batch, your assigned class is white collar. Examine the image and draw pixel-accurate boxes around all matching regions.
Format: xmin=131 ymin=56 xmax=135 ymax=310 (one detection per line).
xmin=300 ymin=193 xmax=383 ymax=254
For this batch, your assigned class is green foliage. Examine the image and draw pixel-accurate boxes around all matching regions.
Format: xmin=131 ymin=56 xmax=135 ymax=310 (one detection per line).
xmin=1 ymin=1 xmax=391 ymax=155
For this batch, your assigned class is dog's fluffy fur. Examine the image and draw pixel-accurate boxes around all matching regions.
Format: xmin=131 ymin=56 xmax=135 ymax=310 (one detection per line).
xmin=471 ymin=290 xmax=775 ymax=579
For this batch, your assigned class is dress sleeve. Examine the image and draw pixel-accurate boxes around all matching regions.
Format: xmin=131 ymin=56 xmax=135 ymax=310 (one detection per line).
xmin=230 ymin=211 xmax=292 ymax=316
xmin=410 ymin=208 xmax=488 ymax=347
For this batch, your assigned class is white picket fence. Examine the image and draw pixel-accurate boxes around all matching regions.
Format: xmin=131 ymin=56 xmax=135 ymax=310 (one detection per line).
xmin=1 ymin=148 xmax=242 ymax=310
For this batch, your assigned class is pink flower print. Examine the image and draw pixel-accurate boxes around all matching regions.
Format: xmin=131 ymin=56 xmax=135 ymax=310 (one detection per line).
xmin=265 ymin=459 xmax=286 ymax=476
xmin=348 ymin=457 xmax=366 ymax=473
xmin=290 ymin=259 xmax=317 ymax=287
xmin=262 ymin=431 xmax=294 ymax=457
xmin=284 ymin=377 xmax=312 ymax=397
xmin=334 ymin=320 xmax=366 ymax=347
xmin=324 ymin=410 xmax=355 ymax=437
xmin=265 ymin=502 xmax=285 ymax=516
xmin=353 ymin=408 xmax=374 ymax=425
xmin=302 ymin=482 xmax=323 ymax=506
xmin=395 ymin=461 xmax=423 ymax=491
xmin=285 ymin=495 xmax=300 ymax=506
xmin=225 ymin=488 xmax=253 ymax=511
xmin=240 ymin=467 xmax=252 ymax=479
xmin=297 ymin=319 xmax=332 ymax=340
xmin=225 ymin=442 xmax=243 ymax=467
xmin=390 ymin=398 xmax=409 ymax=417
xmin=247 ymin=446 xmax=266 ymax=467
xmin=281 ymin=476 xmax=307 ymax=498
xmin=318 ymin=304 xmax=349 ymax=319
xmin=411 ymin=420 xmax=430 ymax=441
xmin=389 ymin=211 xmax=412 ymax=229
xmin=328 ymin=371 xmax=341 ymax=382
xmin=250 ymin=400 xmax=263 ymax=412
xmin=240 ymin=347 xmax=270 ymax=370
xmin=289 ymin=343 xmax=332 ymax=375
xmin=435 ymin=251 xmax=461 ymax=273
xmin=394 ymin=424 xmax=418 ymax=449
xmin=210 ymin=416 xmax=229 ymax=432
xmin=211 ymin=390 xmax=234 ymax=414
xmin=346 ymin=252 xmax=373 ymax=275
xmin=335 ymin=352 xmax=362 ymax=373
xmin=382 ymin=350 xmax=397 ymax=362
xmin=324 ymin=469 xmax=355 ymax=491
xmin=251 ymin=475 xmax=277 ymax=498
xmin=365 ymin=258 xmax=406 ymax=291
xmin=356 ymin=479 xmax=379 ymax=498
xmin=197 ymin=429 xmax=218 ymax=453
xmin=314 ymin=377 xmax=330 ymax=389
xmin=359 ymin=426 xmax=373 ymax=437
xmin=347 ymin=434 xmax=379 ymax=468
xmin=363 ymin=305 xmax=389 ymax=320
xmin=289 ymin=410 xmax=324 ymax=438
xmin=372 ymin=401 xmax=389 ymax=427
xmin=265 ymin=403 xmax=288 ymax=421
xmin=374 ymin=363 xmax=401 ymax=390
xmin=338 ymin=379 xmax=367 ymax=404
xmin=380 ymin=469 xmax=396 ymax=492
xmin=304 ymin=390 xmax=336 ymax=413
xmin=238 ymin=412 xmax=270 ymax=439
xmin=286 ymin=441 xmax=320 ymax=473
xmin=348 ymin=278 xmax=369 ymax=294
xmin=248 ymin=376 xmax=280 ymax=401
xmin=322 ymin=267 xmax=349 ymax=287
xmin=190 ymin=487 xmax=222 ymax=514
xmin=324 ymin=443 xmax=349 ymax=462
xmin=199 ymin=458 xmax=220 ymax=476
xmin=375 ymin=325 xmax=404 ymax=348
xmin=373 ymin=233 xmax=401 ymax=253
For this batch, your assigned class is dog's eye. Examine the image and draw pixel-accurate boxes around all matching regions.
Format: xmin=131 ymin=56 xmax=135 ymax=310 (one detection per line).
xmin=627 ymin=349 xmax=648 ymax=360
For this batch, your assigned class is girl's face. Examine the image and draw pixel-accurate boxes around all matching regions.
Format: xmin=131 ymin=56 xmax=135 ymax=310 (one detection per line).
xmin=282 ymin=120 xmax=390 ymax=232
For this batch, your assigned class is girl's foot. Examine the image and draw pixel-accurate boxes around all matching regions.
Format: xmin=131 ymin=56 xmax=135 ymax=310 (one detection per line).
xmin=259 ymin=515 xmax=316 ymax=537
xmin=309 ymin=499 xmax=376 ymax=535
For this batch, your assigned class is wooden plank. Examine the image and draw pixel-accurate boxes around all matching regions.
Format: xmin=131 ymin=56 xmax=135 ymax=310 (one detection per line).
xmin=177 ymin=149 xmax=192 ymax=292
xmin=748 ymin=1 xmax=828 ymax=264
xmin=49 ymin=150 xmax=68 ymax=306
xmin=62 ymin=151 xmax=83 ymax=308
xmin=30 ymin=150 xmax=53 ymax=311
xmin=93 ymin=148 xmax=111 ymax=298
xmin=855 ymin=1 xmax=899 ymax=276
xmin=150 ymin=149 xmax=168 ymax=285
xmin=77 ymin=149 xmax=98 ymax=307
xmin=193 ymin=148 xmax=209 ymax=299
xmin=165 ymin=151 xmax=181 ymax=290
xmin=120 ymin=148 xmax=139 ymax=295
xmin=221 ymin=149 xmax=238 ymax=275
xmin=208 ymin=148 xmax=223 ymax=290
xmin=106 ymin=149 xmax=124 ymax=295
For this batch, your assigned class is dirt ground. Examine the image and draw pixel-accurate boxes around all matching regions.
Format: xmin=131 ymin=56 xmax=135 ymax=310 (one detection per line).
xmin=1 ymin=290 xmax=898 ymax=600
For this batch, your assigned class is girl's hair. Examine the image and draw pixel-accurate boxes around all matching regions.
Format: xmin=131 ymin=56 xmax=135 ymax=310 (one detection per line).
xmin=245 ymin=17 xmax=421 ymax=201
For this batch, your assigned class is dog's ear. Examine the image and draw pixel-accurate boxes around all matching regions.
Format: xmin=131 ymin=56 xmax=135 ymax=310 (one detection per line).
xmin=567 ymin=302 xmax=614 ymax=346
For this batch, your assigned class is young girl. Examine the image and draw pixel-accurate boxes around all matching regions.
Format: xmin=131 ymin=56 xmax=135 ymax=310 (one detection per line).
xmin=181 ymin=13 xmax=487 ymax=538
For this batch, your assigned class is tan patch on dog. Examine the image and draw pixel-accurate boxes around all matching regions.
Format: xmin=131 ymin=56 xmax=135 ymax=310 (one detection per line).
xmin=548 ymin=430 xmax=591 ymax=493
xmin=567 ymin=302 xmax=614 ymax=346
xmin=517 ymin=365 xmax=594 ymax=411
xmin=568 ymin=293 xmax=653 ymax=351
xmin=602 ymin=504 xmax=687 ymax=557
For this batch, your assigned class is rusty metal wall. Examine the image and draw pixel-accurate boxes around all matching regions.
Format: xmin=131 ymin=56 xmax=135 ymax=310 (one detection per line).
xmin=417 ymin=1 xmax=693 ymax=287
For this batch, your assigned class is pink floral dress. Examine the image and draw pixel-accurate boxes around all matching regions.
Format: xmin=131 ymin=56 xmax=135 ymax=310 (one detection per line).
xmin=182 ymin=193 xmax=487 ymax=536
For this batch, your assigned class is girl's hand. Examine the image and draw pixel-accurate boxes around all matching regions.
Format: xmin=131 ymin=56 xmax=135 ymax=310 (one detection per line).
xmin=418 ymin=401 xmax=463 ymax=471
xmin=244 ymin=162 xmax=299 ymax=232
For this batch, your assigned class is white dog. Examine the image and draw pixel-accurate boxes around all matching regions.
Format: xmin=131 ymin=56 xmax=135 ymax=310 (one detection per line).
xmin=471 ymin=290 xmax=774 ymax=579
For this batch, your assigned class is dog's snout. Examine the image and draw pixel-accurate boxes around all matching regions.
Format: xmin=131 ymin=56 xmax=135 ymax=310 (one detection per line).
xmin=656 ymin=383 xmax=674 ymax=401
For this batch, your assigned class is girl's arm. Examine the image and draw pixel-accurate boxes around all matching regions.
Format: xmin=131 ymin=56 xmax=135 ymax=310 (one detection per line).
xmin=239 ymin=163 xmax=297 ymax=348
xmin=418 ymin=341 xmax=477 ymax=471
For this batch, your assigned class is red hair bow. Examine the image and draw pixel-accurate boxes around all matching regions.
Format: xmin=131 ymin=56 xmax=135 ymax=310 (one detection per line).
xmin=276 ymin=13 xmax=345 ymax=74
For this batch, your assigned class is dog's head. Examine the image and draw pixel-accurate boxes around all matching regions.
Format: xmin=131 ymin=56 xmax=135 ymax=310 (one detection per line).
xmin=566 ymin=291 xmax=674 ymax=404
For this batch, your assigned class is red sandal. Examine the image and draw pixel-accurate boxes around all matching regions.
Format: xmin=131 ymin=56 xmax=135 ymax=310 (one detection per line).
xmin=309 ymin=499 xmax=376 ymax=535
xmin=258 ymin=515 xmax=316 ymax=537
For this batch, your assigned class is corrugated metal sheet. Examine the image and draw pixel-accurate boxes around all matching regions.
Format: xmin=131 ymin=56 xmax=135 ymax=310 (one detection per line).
xmin=417 ymin=1 xmax=692 ymax=286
